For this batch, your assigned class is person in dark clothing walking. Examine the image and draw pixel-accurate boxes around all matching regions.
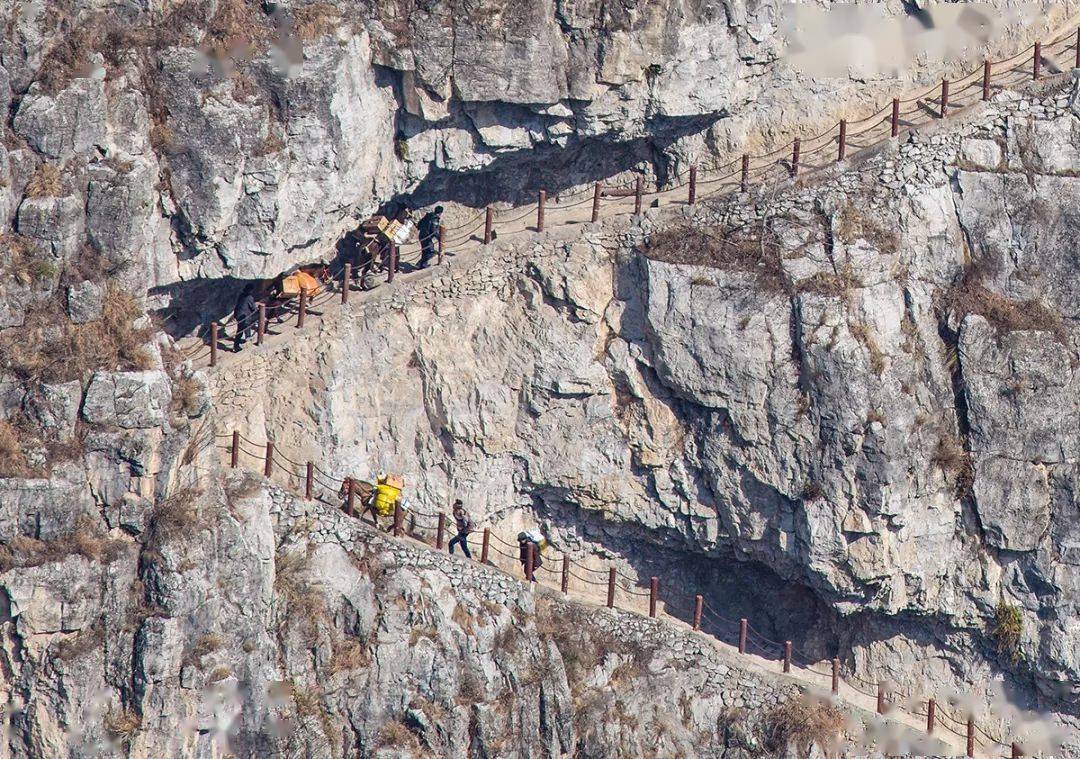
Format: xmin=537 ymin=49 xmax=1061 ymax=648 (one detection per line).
xmin=517 ymin=531 xmax=543 ymax=580
xmin=417 ymin=206 xmax=444 ymax=269
xmin=447 ymin=499 xmax=473 ymax=558
xmin=233 ymin=287 xmax=258 ymax=352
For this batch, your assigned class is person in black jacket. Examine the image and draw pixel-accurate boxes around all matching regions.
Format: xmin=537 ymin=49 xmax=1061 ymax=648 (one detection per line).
xmin=417 ymin=206 xmax=444 ymax=269
xmin=233 ymin=287 xmax=258 ymax=352
xmin=447 ymin=500 xmax=474 ymax=558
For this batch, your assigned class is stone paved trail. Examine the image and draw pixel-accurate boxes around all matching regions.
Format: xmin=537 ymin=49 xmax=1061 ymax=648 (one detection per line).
xmin=260 ymin=474 xmax=983 ymax=756
xmin=177 ymin=23 xmax=1079 ymax=375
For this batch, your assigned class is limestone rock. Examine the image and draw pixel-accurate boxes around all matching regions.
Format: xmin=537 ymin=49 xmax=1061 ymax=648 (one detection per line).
xmin=66 ymin=280 xmax=103 ymax=324
xmin=82 ymin=371 xmax=172 ymax=429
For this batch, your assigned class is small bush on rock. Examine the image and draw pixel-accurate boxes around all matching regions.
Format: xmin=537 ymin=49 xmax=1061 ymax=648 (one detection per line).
xmin=24 ymin=164 xmax=65 ymax=198
xmin=0 ymin=420 xmax=29 ymax=478
xmin=644 ymin=224 xmax=787 ymax=292
xmin=991 ymin=600 xmax=1023 ymax=663
xmin=762 ymin=697 xmax=845 ymax=757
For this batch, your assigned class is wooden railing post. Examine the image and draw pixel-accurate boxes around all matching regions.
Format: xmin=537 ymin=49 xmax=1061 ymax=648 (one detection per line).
xmin=940 ymin=78 xmax=949 ymax=118
xmin=983 ymin=59 xmax=992 ymax=101
xmin=876 ymin=683 xmax=885 ymax=714
xmin=305 ymin=462 xmax=313 ymax=500
xmin=436 ymin=512 xmax=446 ymax=549
xmin=481 ymin=528 xmax=490 ymax=563
xmin=393 ymin=502 xmax=403 ymax=536
xmin=790 ymin=138 xmax=800 ymax=177
xmin=297 ymin=290 xmax=306 ymax=328
xmin=966 ymin=717 xmax=975 ymax=757
xmin=483 ymin=206 xmax=494 ymax=244
xmin=1032 ymin=41 xmax=1041 ymax=80
xmin=633 ymin=175 xmax=643 ymax=216
xmin=649 ymin=577 xmax=658 ymax=618
xmin=437 ymin=224 xmax=445 ymax=265
xmin=1076 ymin=28 xmax=1080 ymax=69
xmin=561 ymin=555 xmax=569 ymax=594
xmin=693 ymin=595 xmax=703 ymax=631
xmin=740 ymin=154 xmax=749 ymax=192
xmin=837 ymin=120 xmax=847 ymax=162
xmin=739 ymin=619 xmax=748 ymax=654
xmin=891 ymin=98 xmax=900 ymax=138
xmin=263 ymin=441 xmax=274 ymax=477
xmin=230 ymin=431 xmax=239 ymax=468
xmin=525 ymin=542 xmax=535 ymax=582
xmin=341 ymin=264 xmax=351 ymax=304
xmin=831 ymin=658 xmax=840 ymax=694
xmin=783 ymin=641 xmax=792 ymax=673
xmin=591 ymin=181 xmax=601 ymax=223
xmin=537 ymin=189 xmax=546 ymax=232
xmin=256 ymin=303 xmax=266 ymax=345
xmin=606 ymin=567 xmax=615 ymax=608
xmin=209 ymin=323 xmax=218 ymax=367
xmin=927 ymin=698 xmax=936 ymax=734
xmin=688 ymin=165 xmax=697 ymax=205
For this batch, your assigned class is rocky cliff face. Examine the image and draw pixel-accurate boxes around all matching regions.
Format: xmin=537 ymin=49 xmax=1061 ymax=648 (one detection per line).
xmin=0 ymin=0 xmax=1072 ymax=294
xmin=1 ymin=1 xmax=1079 ymax=756
xmin=213 ymin=76 xmax=1080 ymax=751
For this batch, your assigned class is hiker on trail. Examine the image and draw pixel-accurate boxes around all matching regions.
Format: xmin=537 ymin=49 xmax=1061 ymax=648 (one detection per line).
xmin=233 ymin=287 xmax=258 ymax=352
xmin=372 ymin=473 xmax=405 ymax=530
xmin=517 ymin=530 xmax=544 ymax=579
xmin=417 ymin=205 xmax=444 ymax=269
xmin=447 ymin=499 xmax=473 ymax=558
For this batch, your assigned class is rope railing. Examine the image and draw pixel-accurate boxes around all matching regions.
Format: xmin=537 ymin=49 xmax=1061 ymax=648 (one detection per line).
xmin=166 ymin=24 xmax=1078 ymax=372
xmin=213 ymin=427 xmax=1039 ymax=756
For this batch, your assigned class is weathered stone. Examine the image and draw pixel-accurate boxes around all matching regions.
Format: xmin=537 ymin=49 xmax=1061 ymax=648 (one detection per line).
xmin=82 ymin=371 xmax=172 ymax=429
xmin=66 ymin=280 xmax=103 ymax=324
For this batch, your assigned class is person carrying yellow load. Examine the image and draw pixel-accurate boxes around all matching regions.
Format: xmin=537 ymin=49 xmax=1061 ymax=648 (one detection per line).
xmin=372 ymin=473 xmax=405 ymax=529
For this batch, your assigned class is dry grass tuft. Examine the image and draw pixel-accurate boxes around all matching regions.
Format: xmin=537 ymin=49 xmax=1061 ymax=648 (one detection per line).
xmin=990 ymin=600 xmax=1023 ymax=663
xmin=645 ymin=224 xmax=788 ymax=292
xmin=376 ymin=719 xmax=420 ymax=750
xmin=55 ymin=623 xmax=105 ymax=662
xmin=275 ymin=544 xmax=328 ymax=645
xmin=848 ymin=322 xmax=886 ymax=376
xmin=329 ymin=638 xmax=371 ymax=674
xmin=25 ymin=164 xmax=65 ymax=198
xmin=0 ymin=287 xmax=154 ymax=383
xmin=536 ymin=600 xmax=655 ymax=693
xmin=293 ymin=3 xmax=342 ymax=40
xmin=0 ymin=420 xmax=29 ymax=478
xmin=0 ymin=515 xmax=127 ymax=572
xmin=796 ymin=265 xmax=862 ymax=297
xmin=184 ymin=633 xmax=225 ymax=668
xmin=945 ymin=271 xmax=1067 ymax=343
xmin=932 ymin=432 xmax=974 ymax=498
xmin=762 ymin=697 xmax=845 ymax=757
xmin=104 ymin=708 xmax=141 ymax=744
xmin=833 ymin=203 xmax=899 ymax=255
xmin=147 ymin=488 xmax=203 ymax=543
xmin=170 ymin=375 xmax=205 ymax=419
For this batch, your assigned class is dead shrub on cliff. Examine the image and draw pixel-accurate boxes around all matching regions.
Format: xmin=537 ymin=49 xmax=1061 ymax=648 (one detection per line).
xmin=645 ymin=224 xmax=787 ymax=292
xmin=762 ymin=697 xmax=845 ymax=757
xmin=944 ymin=268 xmax=1066 ymax=343
xmin=0 ymin=287 xmax=154 ymax=383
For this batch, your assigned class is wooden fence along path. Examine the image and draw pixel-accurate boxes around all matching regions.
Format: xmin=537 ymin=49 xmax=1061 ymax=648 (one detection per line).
xmin=172 ymin=27 xmax=1080 ymax=369
xmin=170 ymin=25 xmax=1079 ymax=758
xmin=215 ymin=430 xmax=1046 ymax=759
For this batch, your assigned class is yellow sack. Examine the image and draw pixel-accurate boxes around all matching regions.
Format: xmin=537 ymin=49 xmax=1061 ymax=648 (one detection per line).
xmin=373 ymin=482 xmax=401 ymax=517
